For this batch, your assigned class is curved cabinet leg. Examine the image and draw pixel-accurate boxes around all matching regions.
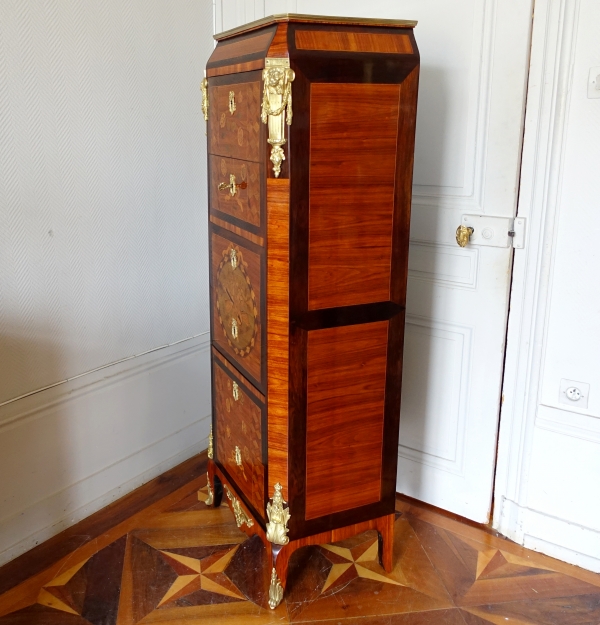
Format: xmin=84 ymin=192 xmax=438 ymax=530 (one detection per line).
xmin=268 ymin=543 xmax=293 ymax=609
xmin=213 ymin=473 xmax=224 ymax=508
xmin=206 ymin=461 xmax=223 ymax=508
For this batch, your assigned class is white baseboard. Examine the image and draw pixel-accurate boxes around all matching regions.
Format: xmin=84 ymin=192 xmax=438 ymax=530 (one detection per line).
xmin=0 ymin=334 xmax=212 ymax=566
xmin=495 ymin=497 xmax=600 ymax=573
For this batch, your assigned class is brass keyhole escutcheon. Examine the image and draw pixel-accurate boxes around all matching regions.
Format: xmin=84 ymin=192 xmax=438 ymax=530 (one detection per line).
xmin=229 ymin=91 xmax=236 ymax=115
xmin=232 ymin=381 xmax=239 ymax=402
xmin=456 ymin=225 xmax=474 ymax=248
xmin=231 ymin=318 xmax=238 ymax=340
xmin=234 ymin=446 xmax=242 ymax=467
xmin=218 ymin=174 xmax=248 ymax=197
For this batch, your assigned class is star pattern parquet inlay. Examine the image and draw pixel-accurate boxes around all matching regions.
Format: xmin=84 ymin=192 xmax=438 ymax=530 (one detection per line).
xmin=0 ymin=469 xmax=599 ymax=625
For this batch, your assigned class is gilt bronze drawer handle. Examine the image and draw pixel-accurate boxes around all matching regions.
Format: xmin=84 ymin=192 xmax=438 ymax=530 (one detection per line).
xmin=218 ymin=174 xmax=247 ymax=197
xmin=234 ymin=445 xmax=242 ymax=467
xmin=224 ymin=485 xmax=253 ymax=528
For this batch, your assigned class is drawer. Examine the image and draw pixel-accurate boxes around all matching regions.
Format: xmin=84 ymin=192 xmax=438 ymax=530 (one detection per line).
xmin=208 ymin=76 xmax=261 ymax=163
xmin=213 ymin=352 xmax=265 ymax=517
xmin=210 ymin=227 xmax=264 ymax=389
xmin=209 ymin=155 xmax=262 ymax=231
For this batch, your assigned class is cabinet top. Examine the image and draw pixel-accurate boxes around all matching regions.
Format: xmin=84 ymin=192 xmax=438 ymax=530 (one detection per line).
xmin=214 ymin=13 xmax=418 ymax=41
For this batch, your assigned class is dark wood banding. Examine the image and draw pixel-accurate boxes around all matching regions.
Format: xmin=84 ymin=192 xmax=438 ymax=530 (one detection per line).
xmin=209 ymin=215 xmax=264 ymax=247
xmin=207 ymin=60 xmax=265 ymax=78
xmin=293 ymin=301 xmax=403 ymax=331
xmin=296 ymin=30 xmax=413 ymax=54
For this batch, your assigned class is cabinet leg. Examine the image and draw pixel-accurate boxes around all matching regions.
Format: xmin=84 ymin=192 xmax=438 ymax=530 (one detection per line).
xmin=212 ymin=473 xmax=223 ymax=507
xmin=206 ymin=462 xmax=223 ymax=508
xmin=268 ymin=544 xmax=292 ymax=609
xmin=377 ymin=513 xmax=395 ymax=573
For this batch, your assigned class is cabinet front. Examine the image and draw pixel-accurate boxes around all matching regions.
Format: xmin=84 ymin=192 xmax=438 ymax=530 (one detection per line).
xmin=213 ymin=354 xmax=265 ymax=518
xmin=209 ymin=155 xmax=262 ymax=232
xmin=208 ymin=76 xmax=262 ymax=163
xmin=210 ymin=228 xmax=264 ymax=390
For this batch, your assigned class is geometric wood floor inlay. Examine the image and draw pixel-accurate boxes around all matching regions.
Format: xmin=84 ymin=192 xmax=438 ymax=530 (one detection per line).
xmin=1 ymin=459 xmax=599 ymax=624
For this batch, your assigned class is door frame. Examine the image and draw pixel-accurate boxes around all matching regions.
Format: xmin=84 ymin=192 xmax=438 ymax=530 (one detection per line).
xmin=493 ymin=0 xmax=580 ymax=539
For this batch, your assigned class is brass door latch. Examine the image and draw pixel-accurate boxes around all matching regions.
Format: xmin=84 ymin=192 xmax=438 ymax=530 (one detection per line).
xmin=456 ymin=225 xmax=474 ymax=247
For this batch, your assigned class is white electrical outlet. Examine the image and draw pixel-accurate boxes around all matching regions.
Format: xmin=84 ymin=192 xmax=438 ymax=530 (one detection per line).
xmin=559 ymin=379 xmax=590 ymax=409
xmin=588 ymin=67 xmax=600 ymax=99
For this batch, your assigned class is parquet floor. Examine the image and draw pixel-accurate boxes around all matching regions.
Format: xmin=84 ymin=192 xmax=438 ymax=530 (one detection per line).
xmin=1 ymin=459 xmax=599 ymax=624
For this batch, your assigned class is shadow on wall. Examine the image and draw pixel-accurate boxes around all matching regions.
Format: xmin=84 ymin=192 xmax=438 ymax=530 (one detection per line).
xmin=398 ymin=64 xmax=452 ymax=501
xmin=0 ymin=323 xmax=71 ymax=565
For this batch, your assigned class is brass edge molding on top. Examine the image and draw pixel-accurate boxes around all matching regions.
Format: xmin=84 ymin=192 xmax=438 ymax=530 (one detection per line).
xmin=215 ymin=13 xmax=418 ymax=40
xmin=266 ymin=482 xmax=291 ymax=545
xmin=261 ymin=59 xmax=295 ymax=178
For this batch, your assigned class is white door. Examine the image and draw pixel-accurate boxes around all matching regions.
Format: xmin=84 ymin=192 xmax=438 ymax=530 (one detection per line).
xmin=215 ymin=0 xmax=533 ymax=522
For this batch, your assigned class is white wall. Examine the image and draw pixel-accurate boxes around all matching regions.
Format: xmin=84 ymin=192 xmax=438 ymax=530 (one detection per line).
xmin=495 ymin=0 xmax=600 ymax=572
xmin=0 ymin=0 xmax=214 ymax=565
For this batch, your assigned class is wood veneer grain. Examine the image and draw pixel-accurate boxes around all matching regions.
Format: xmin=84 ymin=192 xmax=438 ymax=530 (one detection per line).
xmin=308 ymin=83 xmax=400 ymax=310
xmin=305 ymin=321 xmax=389 ymax=520
xmin=210 ymin=229 xmax=264 ymax=389
xmin=296 ymin=30 xmax=413 ymax=54
xmin=390 ymin=65 xmax=419 ymax=306
xmin=266 ymin=178 xmax=290 ymax=500
xmin=267 ymin=22 xmax=289 ymax=57
xmin=209 ymin=30 xmax=274 ymax=64
xmin=212 ymin=348 xmax=265 ymax=403
xmin=213 ymin=360 xmax=265 ymax=516
xmin=208 ymin=78 xmax=262 ymax=163
xmin=209 ymin=155 xmax=261 ymax=229
xmin=206 ymin=60 xmax=265 ymax=78
xmin=209 ymin=215 xmax=264 ymax=247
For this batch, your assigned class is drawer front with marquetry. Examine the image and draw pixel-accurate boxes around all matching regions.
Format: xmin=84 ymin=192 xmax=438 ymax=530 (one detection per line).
xmin=213 ymin=353 xmax=265 ymax=517
xmin=208 ymin=76 xmax=261 ymax=163
xmin=209 ymin=155 xmax=262 ymax=232
xmin=210 ymin=228 xmax=264 ymax=390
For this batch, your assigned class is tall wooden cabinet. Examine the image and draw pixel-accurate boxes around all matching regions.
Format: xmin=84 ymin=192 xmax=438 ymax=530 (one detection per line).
xmin=203 ymin=14 xmax=419 ymax=609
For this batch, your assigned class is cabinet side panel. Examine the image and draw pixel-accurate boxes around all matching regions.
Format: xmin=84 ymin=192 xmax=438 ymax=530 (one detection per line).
xmin=267 ymin=178 xmax=290 ymax=500
xmin=308 ymin=83 xmax=400 ymax=310
xmin=305 ymin=321 xmax=388 ymax=519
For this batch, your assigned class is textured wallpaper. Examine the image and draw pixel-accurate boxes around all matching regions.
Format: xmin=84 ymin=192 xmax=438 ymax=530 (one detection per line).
xmin=0 ymin=0 xmax=213 ymax=404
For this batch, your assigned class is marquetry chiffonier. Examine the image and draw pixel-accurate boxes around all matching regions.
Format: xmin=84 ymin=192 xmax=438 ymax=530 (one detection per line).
xmin=202 ymin=14 xmax=419 ymax=609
